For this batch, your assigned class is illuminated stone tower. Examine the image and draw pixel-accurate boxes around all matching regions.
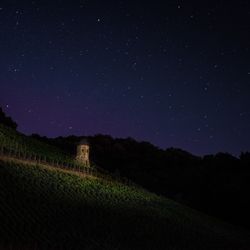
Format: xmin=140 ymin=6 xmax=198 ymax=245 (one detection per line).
xmin=76 ymin=139 xmax=90 ymax=167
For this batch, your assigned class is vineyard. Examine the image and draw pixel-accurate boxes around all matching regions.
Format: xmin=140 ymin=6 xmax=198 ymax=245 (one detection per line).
xmin=1 ymin=160 xmax=250 ymax=249
xmin=1 ymin=124 xmax=250 ymax=249
xmin=0 ymin=123 xmax=82 ymax=166
xmin=0 ymin=123 xmax=136 ymax=187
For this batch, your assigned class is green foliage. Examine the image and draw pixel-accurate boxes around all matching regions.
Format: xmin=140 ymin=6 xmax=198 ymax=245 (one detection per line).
xmin=0 ymin=124 xmax=140 ymax=184
xmin=0 ymin=123 xmax=82 ymax=168
xmin=0 ymin=120 xmax=250 ymax=249
xmin=0 ymin=160 xmax=249 ymax=249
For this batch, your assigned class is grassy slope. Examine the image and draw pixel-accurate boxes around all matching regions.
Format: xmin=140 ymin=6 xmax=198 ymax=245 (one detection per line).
xmin=0 ymin=124 xmax=75 ymax=164
xmin=0 ymin=125 xmax=250 ymax=249
xmin=1 ymin=161 xmax=250 ymax=250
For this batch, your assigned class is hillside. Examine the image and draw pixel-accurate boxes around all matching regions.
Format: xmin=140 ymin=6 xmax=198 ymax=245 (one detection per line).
xmin=0 ymin=123 xmax=77 ymax=167
xmin=1 ymin=159 xmax=250 ymax=250
xmin=38 ymin=134 xmax=250 ymax=229
xmin=0 ymin=124 xmax=250 ymax=249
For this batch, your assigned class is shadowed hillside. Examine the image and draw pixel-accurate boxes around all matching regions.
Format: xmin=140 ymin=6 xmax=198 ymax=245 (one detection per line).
xmin=0 ymin=108 xmax=250 ymax=250
xmin=1 ymin=159 xmax=250 ymax=250
xmin=1 ymin=108 xmax=250 ymax=249
xmin=32 ymin=134 xmax=250 ymax=229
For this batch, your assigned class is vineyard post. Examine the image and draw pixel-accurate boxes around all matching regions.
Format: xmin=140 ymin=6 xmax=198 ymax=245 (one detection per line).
xmin=18 ymin=148 xmax=21 ymax=159
xmin=0 ymin=142 xmax=3 ymax=155
xmin=16 ymin=142 xmax=18 ymax=158
xmin=23 ymin=146 xmax=26 ymax=159
xmin=26 ymin=146 xmax=28 ymax=160
xmin=15 ymin=142 xmax=18 ymax=157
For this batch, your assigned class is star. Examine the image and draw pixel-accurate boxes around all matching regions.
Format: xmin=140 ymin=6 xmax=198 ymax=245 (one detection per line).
xmin=0 ymin=0 xmax=249 ymax=157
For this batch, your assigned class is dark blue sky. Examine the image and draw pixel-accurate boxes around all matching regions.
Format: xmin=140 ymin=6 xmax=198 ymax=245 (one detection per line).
xmin=0 ymin=1 xmax=249 ymax=156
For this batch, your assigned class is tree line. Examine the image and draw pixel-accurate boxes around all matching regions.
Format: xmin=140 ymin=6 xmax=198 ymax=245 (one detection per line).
xmin=0 ymin=107 xmax=17 ymax=130
xmin=33 ymin=133 xmax=250 ymax=229
xmin=1 ymin=106 xmax=250 ymax=229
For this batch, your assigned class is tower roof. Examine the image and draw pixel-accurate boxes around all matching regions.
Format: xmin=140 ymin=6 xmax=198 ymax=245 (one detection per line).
xmin=78 ymin=138 xmax=89 ymax=145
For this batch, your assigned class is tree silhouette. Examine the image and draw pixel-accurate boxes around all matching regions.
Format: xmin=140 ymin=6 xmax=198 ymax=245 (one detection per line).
xmin=0 ymin=107 xmax=17 ymax=130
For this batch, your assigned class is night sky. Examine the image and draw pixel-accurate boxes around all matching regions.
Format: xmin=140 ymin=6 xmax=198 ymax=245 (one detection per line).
xmin=0 ymin=1 xmax=249 ymax=156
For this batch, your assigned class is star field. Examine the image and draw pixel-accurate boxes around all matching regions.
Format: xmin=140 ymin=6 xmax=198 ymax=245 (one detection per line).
xmin=0 ymin=1 xmax=249 ymax=155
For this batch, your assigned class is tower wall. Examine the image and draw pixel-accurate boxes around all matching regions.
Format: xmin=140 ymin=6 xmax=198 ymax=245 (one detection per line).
xmin=76 ymin=144 xmax=90 ymax=167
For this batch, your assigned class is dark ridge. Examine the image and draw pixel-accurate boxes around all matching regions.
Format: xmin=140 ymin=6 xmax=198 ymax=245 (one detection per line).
xmin=0 ymin=107 xmax=17 ymax=130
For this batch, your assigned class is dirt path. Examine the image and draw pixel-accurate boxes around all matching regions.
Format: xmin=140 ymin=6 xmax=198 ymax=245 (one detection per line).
xmin=0 ymin=155 xmax=98 ymax=180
